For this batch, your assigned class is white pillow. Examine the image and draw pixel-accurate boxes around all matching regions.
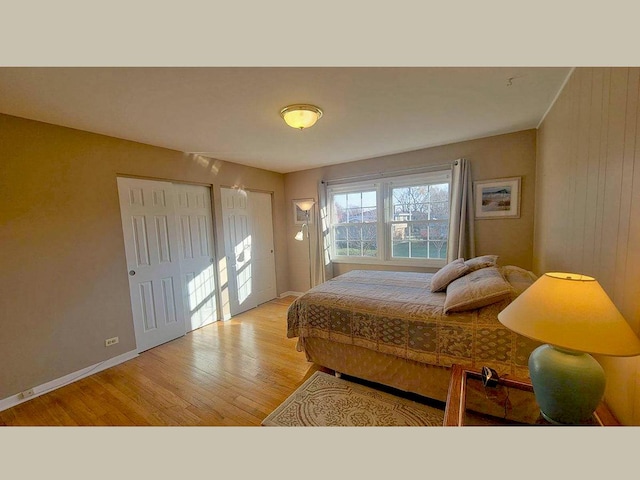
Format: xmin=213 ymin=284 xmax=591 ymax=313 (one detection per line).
xmin=464 ymin=254 xmax=499 ymax=272
xmin=430 ymin=258 xmax=470 ymax=293
xmin=444 ymin=266 xmax=513 ymax=313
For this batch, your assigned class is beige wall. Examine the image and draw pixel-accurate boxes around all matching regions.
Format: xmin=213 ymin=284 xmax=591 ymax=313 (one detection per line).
xmin=0 ymin=114 xmax=289 ymax=400
xmin=284 ymin=129 xmax=537 ymax=292
xmin=535 ymin=67 xmax=640 ymax=425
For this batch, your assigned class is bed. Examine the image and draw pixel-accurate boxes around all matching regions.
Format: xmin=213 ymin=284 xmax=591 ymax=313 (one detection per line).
xmin=286 ymin=263 xmax=541 ymax=402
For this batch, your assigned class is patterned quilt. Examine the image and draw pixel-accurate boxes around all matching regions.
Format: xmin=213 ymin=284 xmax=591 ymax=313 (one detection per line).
xmin=287 ymin=267 xmax=541 ymax=378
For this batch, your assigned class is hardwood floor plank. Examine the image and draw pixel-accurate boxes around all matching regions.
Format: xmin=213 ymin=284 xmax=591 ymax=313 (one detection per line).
xmin=0 ymin=296 xmax=318 ymax=426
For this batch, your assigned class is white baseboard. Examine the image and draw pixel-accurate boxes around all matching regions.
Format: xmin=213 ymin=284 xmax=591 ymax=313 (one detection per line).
xmin=0 ymin=349 xmax=138 ymax=413
xmin=279 ymin=291 xmax=303 ymax=298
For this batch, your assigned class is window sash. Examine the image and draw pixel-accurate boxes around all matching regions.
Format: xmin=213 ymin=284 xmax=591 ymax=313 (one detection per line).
xmin=389 ymin=219 xmax=449 ymax=260
xmin=332 ymin=222 xmax=379 ymax=258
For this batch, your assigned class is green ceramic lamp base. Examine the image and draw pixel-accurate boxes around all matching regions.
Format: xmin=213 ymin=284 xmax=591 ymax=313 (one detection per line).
xmin=528 ymin=344 xmax=606 ymax=425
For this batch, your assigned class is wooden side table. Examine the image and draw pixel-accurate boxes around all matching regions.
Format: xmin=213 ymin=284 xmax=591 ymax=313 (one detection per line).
xmin=443 ymin=364 xmax=619 ymax=426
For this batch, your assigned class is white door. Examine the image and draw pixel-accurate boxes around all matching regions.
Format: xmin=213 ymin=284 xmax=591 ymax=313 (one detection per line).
xmin=220 ymin=188 xmax=277 ymax=316
xmin=174 ymin=184 xmax=218 ymax=331
xmin=249 ymin=191 xmax=277 ymax=306
xmin=117 ymin=177 xmax=187 ymax=352
xmin=221 ymin=187 xmax=254 ymax=316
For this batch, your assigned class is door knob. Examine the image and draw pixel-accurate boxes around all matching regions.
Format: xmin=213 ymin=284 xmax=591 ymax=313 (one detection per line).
xmin=129 ymin=270 xmax=136 ymax=276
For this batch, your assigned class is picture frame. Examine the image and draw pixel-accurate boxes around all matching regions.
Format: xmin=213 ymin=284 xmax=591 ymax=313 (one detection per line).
xmin=293 ymin=198 xmax=314 ymax=225
xmin=473 ymin=177 xmax=521 ymax=219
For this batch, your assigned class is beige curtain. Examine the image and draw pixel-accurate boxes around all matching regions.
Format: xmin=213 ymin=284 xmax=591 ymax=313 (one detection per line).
xmin=309 ymin=180 xmax=333 ymax=287
xmin=447 ymin=158 xmax=475 ymax=261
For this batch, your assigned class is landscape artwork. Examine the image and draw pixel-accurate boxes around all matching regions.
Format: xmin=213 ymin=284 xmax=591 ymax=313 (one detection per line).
xmin=474 ymin=177 xmax=521 ymax=219
xmin=482 ymin=186 xmax=512 ymax=211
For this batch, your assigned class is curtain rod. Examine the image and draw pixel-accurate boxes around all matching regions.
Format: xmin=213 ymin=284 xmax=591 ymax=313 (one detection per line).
xmin=321 ymin=159 xmax=459 ymax=186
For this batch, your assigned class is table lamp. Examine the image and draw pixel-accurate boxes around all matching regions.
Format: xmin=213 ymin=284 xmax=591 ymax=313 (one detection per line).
xmin=497 ymin=272 xmax=640 ymax=425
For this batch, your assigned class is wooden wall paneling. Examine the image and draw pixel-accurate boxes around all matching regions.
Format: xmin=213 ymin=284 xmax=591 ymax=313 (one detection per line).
xmin=632 ymin=104 xmax=640 ymax=429
xmin=622 ymin=73 xmax=640 ymax=334
xmin=614 ymin=69 xmax=639 ymax=309
xmin=536 ymin=68 xmax=640 ymax=424
xmin=583 ymin=69 xmax=604 ymax=276
xmin=563 ymin=73 xmax=579 ymax=272
xmin=537 ymin=75 xmax=572 ymax=273
xmin=593 ymin=69 xmax=612 ymax=281
xmin=599 ymin=68 xmax=628 ymax=297
xmin=571 ymin=69 xmax=593 ymax=272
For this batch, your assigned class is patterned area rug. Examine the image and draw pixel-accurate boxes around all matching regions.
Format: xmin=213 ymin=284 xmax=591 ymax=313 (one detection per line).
xmin=262 ymin=371 xmax=444 ymax=426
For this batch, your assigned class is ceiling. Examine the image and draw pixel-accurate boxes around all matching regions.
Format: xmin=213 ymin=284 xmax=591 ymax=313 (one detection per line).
xmin=0 ymin=67 xmax=571 ymax=174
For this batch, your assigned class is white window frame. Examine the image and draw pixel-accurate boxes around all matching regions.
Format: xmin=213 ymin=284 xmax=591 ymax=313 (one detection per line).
xmin=328 ymin=169 xmax=451 ymax=268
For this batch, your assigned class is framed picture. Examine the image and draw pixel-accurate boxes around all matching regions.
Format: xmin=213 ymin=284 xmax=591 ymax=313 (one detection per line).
xmin=293 ymin=198 xmax=314 ymax=225
xmin=474 ymin=177 xmax=521 ymax=219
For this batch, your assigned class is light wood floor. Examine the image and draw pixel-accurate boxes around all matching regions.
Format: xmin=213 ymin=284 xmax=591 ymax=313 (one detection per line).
xmin=0 ymin=296 xmax=327 ymax=426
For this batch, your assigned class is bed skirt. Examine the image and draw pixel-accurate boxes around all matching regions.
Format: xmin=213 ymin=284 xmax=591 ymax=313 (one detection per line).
xmin=302 ymin=337 xmax=452 ymax=402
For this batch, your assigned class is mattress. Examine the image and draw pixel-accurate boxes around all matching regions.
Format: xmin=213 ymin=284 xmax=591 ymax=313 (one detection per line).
xmin=287 ymin=266 xmax=541 ymax=383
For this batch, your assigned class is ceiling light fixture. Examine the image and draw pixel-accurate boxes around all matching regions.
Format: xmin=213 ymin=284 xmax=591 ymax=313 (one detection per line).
xmin=280 ymin=104 xmax=323 ymax=130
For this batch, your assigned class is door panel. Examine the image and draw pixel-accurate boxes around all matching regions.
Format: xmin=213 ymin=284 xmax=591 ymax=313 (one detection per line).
xmin=249 ymin=191 xmax=277 ymax=306
xmin=160 ymin=277 xmax=178 ymax=325
xmin=221 ymin=187 xmax=254 ymax=315
xmin=221 ymin=188 xmax=277 ymax=316
xmin=117 ymin=177 xmax=187 ymax=352
xmin=131 ymin=216 xmax=150 ymax=265
xmin=174 ymin=184 xmax=218 ymax=331
xmin=138 ymin=281 xmax=157 ymax=331
xmin=155 ymin=216 xmax=172 ymax=263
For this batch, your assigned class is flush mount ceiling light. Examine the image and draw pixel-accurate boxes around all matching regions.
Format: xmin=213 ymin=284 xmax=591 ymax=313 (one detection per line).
xmin=280 ymin=104 xmax=323 ymax=130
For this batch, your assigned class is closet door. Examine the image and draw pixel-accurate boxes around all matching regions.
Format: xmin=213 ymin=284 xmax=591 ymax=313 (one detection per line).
xmin=117 ymin=177 xmax=186 ymax=352
xmin=174 ymin=184 xmax=218 ymax=331
xmin=249 ymin=191 xmax=277 ymax=306
xmin=220 ymin=188 xmax=277 ymax=316
xmin=221 ymin=187 xmax=254 ymax=316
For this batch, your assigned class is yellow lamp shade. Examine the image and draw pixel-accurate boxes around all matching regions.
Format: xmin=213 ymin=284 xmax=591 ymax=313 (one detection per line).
xmin=498 ymin=272 xmax=640 ymax=356
xmin=280 ymin=104 xmax=323 ymax=130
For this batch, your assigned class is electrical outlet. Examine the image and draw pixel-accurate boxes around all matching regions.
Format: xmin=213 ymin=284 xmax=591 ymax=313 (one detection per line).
xmin=20 ymin=388 xmax=35 ymax=399
xmin=105 ymin=336 xmax=119 ymax=347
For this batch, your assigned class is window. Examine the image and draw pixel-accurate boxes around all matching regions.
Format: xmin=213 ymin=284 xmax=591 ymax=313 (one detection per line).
xmin=328 ymin=170 xmax=451 ymax=266
xmin=332 ymin=190 xmax=378 ymax=258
